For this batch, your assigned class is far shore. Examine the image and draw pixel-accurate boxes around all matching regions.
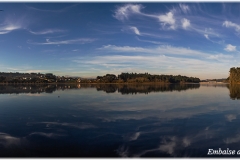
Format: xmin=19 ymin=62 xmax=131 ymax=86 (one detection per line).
xmin=0 ymin=82 xmax=201 ymax=85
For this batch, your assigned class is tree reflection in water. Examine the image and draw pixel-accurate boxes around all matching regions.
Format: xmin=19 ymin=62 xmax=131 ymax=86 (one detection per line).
xmin=95 ymin=84 xmax=200 ymax=94
xmin=0 ymin=84 xmax=80 ymax=94
xmin=0 ymin=83 xmax=201 ymax=95
xmin=227 ymin=84 xmax=240 ymax=100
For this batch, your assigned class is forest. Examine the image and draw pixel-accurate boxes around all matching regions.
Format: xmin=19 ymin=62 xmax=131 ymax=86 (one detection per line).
xmin=229 ymin=67 xmax=240 ymax=84
xmin=94 ymin=72 xmax=200 ymax=83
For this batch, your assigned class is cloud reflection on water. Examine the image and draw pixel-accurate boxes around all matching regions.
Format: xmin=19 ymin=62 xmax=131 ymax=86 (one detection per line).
xmin=0 ymin=132 xmax=22 ymax=148
xmin=1 ymin=84 xmax=240 ymax=157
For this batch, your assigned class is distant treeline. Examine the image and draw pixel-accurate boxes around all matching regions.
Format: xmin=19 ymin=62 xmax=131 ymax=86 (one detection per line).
xmin=0 ymin=71 xmax=200 ymax=84
xmin=229 ymin=67 xmax=240 ymax=84
xmin=92 ymin=73 xmax=200 ymax=83
xmin=0 ymin=72 xmax=80 ymax=84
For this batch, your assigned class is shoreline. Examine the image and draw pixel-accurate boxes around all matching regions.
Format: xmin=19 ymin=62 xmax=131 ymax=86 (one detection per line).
xmin=0 ymin=82 xmax=201 ymax=85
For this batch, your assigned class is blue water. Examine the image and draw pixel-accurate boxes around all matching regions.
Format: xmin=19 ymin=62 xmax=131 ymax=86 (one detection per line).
xmin=0 ymin=83 xmax=239 ymax=157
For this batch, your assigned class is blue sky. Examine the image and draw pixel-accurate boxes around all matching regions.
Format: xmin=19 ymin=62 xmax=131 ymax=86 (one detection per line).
xmin=1 ymin=3 xmax=240 ymax=79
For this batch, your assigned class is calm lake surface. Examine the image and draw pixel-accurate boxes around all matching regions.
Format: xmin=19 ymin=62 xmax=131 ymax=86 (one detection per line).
xmin=0 ymin=83 xmax=240 ymax=157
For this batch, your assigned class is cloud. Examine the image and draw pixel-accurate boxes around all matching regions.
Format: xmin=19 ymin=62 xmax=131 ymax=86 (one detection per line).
xmin=113 ymin=4 xmax=143 ymax=21
xmin=203 ymin=33 xmax=225 ymax=44
xmin=116 ymin=145 xmax=129 ymax=157
xmin=192 ymin=27 xmax=222 ymax=42
xmin=29 ymin=29 xmax=67 ymax=35
xmin=29 ymin=38 xmax=96 ymax=45
xmin=114 ymin=4 xmax=178 ymax=30
xmin=124 ymin=132 xmax=141 ymax=141
xmin=225 ymin=114 xmax=237 ymax=122
xmin=224 ymin=44 xmax=236 ymax=52
xmin=159 ymin=136 xmax=176 ymax=155
xmin=0 ymin=24 xmax=22 ymax=34
xmin=179 ymin=4 xmax=190 ymax=14
xmin=75 ymin=54 xmax=225 ymax=76
xmin=98 ymin=44 xmax=233 ymax=64
xmin=99 ymin=45 xmax=148 ymax=53
xmin=114 ymin=4 xmax=193 ymax=31
xmin=1 ymin=64 xmax=49 ymax=73
xmin=41 ymin=122 xmax=97 ymax=129
xmin=25 ymin=70 xmax=48 ymax=73
xmin=98 ymin=44 xmax=210 ymax=57
xmin=204 ymin=34 xmax=209 ymax=40
xmin=74 ymin=44 xmax=234 ymax=79
xmin=204 ymin=28 xmax=220 ymax=37
xmin=223 ymin=20 xmax=240 ymax=33
xmin=130 ymin=26 xmax=140 ymax=35
xmin=5 ymin=68 xmax=48 ymax=73
xmin=181 ymin=18 xmax=191 ymax=29
xmin=158 ymin=12 xmax=176 ymax=30
xmin=73 ymin=55 xmax=203 ymax=72
xmin=133 ymin=135 xmax=192 ymax=157
xmin=0 ymin=15 xmax=29 ymax=35
xmin=224 ymin=133 xmax=240 ymax=144
xmin=136 ymin=37 xmax=164 ymax=45
xmin=0 ymin=132 xmax=22 ymax=147
xmin=25 ymin=4 xmax=78 ymax=13
xmin=29 ymin=132 xmax=66 ymax=138
xmin=206 ymin=53 xmax=233 ymax=60
xmin=114 ymin=3 xmax=226 ymax=44
xmin=182 ymin=137 xmax=191 ymax=147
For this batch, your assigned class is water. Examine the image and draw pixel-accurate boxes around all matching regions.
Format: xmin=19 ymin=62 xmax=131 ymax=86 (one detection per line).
xmin=0 ymin=83 xmax=240 ymax=157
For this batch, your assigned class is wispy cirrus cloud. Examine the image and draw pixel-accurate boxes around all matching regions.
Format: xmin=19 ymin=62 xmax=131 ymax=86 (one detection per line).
xmin=179 ymin=4 xmax=190 ymax=14
xmin=114 ymin=4 xmax=193 ymax=31
xmin=0 ymin=22 xmax=22 ymax=34
xmin=71 ymin=44 xmax=235 ymax=79
xmin=29 ymin=132 xmax=66 ymax=138
xmin=114 ymin=4 xmax=178 ymax=30
xmin=0 ymin=15 xmax=30 ymax=34
xmin=225 ymin=114 xmax=237 ymax=122
xmin=72 ymin=49 xmax=79 ymax=52
xmin=0 ymin=132 xmax=22 ymax=147
xmin=25 ymin=4 xmax=78 ymax=13
xmin=28 ymin=38 xmax=96 ymax=45
xmin=192 ymin=27 xmax=223 ymax=43
xmin=224 ymin=133 xmax=240 ymax=144
xmin=29 ymin=29 xmax=67 ymax=35
xmin=223 ymin=20 xmax=240 ymax=33
xmin=98 ymin=44 xmax=211 ymax=58
xmin=204 ymin=34 xmax=209 ymax=40
xmin=136 ymin=37 xmax=164 ymax=45
xmin=98 ymin=44 xmax=234 ymax=65
xmin=193 ymin=27 xmax=221 ymax=38
xmin=31 ymin=122 xmax=97 ymax=129
xmin=114 ymin=3 xmax=228 ymax=45
xmin=122 ymin=26 xmax=171 ymax=39
xmin=113 ymin=4 xmax=144 ymax=21
xmin=129 ymin=26 xmax=140 ymax=35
